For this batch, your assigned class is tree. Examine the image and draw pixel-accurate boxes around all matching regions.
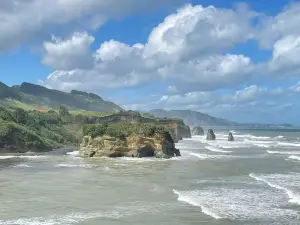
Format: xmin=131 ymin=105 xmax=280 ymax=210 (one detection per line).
xmin=59 ymin=105 xmax=69 ymax=117
xmin=14 ymin=108 xmax=27 ymax=124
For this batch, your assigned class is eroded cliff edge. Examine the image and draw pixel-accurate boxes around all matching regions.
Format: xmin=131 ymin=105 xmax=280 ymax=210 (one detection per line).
xmin=79 ymin=123 xmax=181 ymax=159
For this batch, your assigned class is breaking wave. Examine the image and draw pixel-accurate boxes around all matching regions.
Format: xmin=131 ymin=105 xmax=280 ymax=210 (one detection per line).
xmin=173 ymin=189 xmax=223 ymax=220
xmin=54 ymin=164 xmax=95 ymax=168
xmin=249 ymin=173 xmax=300 ymax=205
xmin=205 ymin=146 xmax=232 ymax=153
xmin=0 ymin=155 xmax=46 ymax=160
xmin=288 ymin=155 xmax=300 ymax=161
xmin=267 ymin=150 xmax=300 ymax=155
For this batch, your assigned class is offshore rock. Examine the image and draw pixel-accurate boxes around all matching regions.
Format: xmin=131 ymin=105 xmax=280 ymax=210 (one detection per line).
xmin=228 ymin=132 xmax=234 ymax=141
xmin=206 ymin=129 xmax=216 ymax=140
xmin=192 ymin=126 xmax=205 ymax=136
xmin=79 ymin=132 xmax=180 ymax=159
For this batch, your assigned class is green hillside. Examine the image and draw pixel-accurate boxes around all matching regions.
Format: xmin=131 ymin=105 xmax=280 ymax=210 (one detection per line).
xmin=0 ymin=82 xmax=123 ymax=112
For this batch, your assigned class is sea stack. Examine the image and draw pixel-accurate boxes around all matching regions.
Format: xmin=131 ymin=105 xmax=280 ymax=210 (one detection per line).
xmin=192 ymin=126 xmax=205 ymax=136
xmin=228 ymin=132 xmax=234 ymax=141
xmin=206 ymin=129 xmax=216 ymax=140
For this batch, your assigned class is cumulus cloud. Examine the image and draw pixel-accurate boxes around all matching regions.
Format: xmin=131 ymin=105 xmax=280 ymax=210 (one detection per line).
xmin=40 ymin=4 xmax=255 ymax=92
xmin=42 ymin=32 xmax=95 ymax=70
xmin=0 ymin=0 xmax=185 ymax=51
xmin=257 ymin=2 xmax=300 ymax=49
xmin=267 ymin=35 xmax=300 ymax=77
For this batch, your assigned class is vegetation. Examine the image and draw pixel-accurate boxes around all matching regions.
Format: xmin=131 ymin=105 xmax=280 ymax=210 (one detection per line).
xmin=83 ymin=123 xmax=169 ymax=139
xmin=0 ymin=107 xmax=78 ymax=151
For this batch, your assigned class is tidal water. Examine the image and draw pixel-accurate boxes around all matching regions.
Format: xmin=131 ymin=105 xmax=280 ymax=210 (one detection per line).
xmin=0 ymin=129 xmax=300 ymax=225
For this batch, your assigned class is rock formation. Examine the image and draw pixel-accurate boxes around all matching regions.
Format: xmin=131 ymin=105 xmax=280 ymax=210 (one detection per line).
xmin=95 ymin=112 xmax=191 ymax=143
xmin=192 ymin=126 xmax=205 ymax=136
xmin=206 ymin=129 xmax=216 ymax=140
xmin=79 ymin=129 xmax=180 ymax=159
xmin=228 ymin=132 xmax=234 ymax=141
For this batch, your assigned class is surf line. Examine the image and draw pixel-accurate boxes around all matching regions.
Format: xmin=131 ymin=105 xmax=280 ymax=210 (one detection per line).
xmin=249 ymin=173 xmax=300 ymax=206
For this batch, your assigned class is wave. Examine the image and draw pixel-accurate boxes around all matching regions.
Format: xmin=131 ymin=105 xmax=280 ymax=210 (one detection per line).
xmin=277 ymin=142 xmax=300 ymax=147
xmin=55 ymin=164 xmax=94 ymax=168
xmin=189 ymin=153 xmax=224 ymax=160
xmin=13 ymin=164 xmax=31 ymax=168
xmin=205 ymin=146 xmax=232 ymax=153
xmin=287 ymin=155 xmax=300 ymax=161
xmin=0 ymin=210 xmax=127 ymax=225
xmin=173 ymin=189 xmax=223 ymax=219
xmin=267 ymin=150 xmax=300 ymax=155
xmin=0 ymin=155 xmax=46 ymax=160
xmin=249 ymin=173 xmax=300 ymax=205
xmin=66 ymin=151 xmax=79 ymax=156
xmin=0 ymin=203 xmax=167 ymax=225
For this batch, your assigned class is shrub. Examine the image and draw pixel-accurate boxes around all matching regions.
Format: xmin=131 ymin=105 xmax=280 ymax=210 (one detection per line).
xmin=82 ymin=123 xmax=169 ymax=139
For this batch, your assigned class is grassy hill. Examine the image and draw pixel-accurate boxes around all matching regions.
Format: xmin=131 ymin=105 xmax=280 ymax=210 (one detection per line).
xmin=0 ymin=82 xmax=123 ymax=112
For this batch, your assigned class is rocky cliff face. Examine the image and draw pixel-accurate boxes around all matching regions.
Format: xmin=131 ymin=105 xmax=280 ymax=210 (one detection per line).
xmin=96 ymin=112 xmax=191 ymax=143
xmin=79 ymin=132 xmax=180 ymax=159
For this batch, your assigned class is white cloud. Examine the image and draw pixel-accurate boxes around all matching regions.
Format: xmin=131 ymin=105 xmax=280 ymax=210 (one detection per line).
xmin=268 ymin=35 xmax=300 ymax=76
xmin=145 ymin=4 xmax=255 ymax=59
xmin=42 ymin=32 xmax=95 ymax=70
xmin=257 ymin=2 xmax=300 ymax=49
xmin=40 ymin=4 xmax=254 ymax=92
xmin=0 ymin=0 xmax=185 ymax=51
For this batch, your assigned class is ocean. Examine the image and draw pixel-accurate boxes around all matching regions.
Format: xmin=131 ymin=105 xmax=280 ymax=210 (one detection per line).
xmin=0 ymin=129 xmax=300 ymax=225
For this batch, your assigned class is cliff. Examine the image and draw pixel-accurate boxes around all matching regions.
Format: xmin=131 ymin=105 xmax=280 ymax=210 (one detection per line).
xmin=79 ymin=123 xmax=180 ymax=159
xmin=93 ymin=111 xmax=191 ymax=143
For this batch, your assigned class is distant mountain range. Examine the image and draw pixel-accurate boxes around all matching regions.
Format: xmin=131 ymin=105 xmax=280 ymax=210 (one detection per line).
xmin=0 ymin=82 xmax=122 ymax=112
xmin=148 ymin=109 xmax=293 ymax=128
xmin=0 ymin=82 xmax=293 ymax=128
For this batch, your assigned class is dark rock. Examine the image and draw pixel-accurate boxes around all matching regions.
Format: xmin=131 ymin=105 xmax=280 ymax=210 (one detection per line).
xmin=192 ymin=126 xmax=204 ymax=136
xmin=228 ymin=132 xmax=234 ymax=141
xmin=206 ymin=129 xmax=216 ymax=140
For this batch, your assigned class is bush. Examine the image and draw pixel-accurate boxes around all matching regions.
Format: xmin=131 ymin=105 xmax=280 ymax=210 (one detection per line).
xmin=82 ymin=123 xmax=169 ymax=139
xmin=0 ymin=120 xmax=51 ymax=150
xmin=0 ymin=107 xmax=15 ymax=122
xmin=13 ymin=108 xmax=27 ymax=124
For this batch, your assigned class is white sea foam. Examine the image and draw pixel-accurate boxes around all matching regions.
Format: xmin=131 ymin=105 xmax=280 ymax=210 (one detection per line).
xmin=267 ymin=150 xmax=300 ymax=155
xmin=205 ymin=146 xmax=232 ymax=153
xmin=173 ymin=186 xmax=298 ymax=221
xmin=55 ymin=164 xmax=94 ymax=168
xmin=66 ymin=151 xmax=79 ymax=156
xmin=173 ymin=189 xmax=223 ymax=220
xmin=249 ymin=173 xmax=300 ymax=205
xmin=0 ymin=210 xmax=126 ymax=225
xmin=0 ymin=155 xmax=46 ymax=160
xmin=0 ymin=156 xmax=15 ymax=159
xmin=288 ymin=155 xmax=300 ymax=161
xmin=189 ymin=153 xmax=224 ymax=160
xmin=277 ymin=142 xmax=300 ymax=147
xmin=0 ymin=204 xmax=166 ymax=225
xmin=243 ymin=139 xmax=273 ymax=148
xmin=13 ymin=164 xmax=31 ymax=168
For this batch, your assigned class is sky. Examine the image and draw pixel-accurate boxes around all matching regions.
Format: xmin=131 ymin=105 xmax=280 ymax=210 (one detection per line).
xmin=1 ymin=0 xmax=300 ymax=125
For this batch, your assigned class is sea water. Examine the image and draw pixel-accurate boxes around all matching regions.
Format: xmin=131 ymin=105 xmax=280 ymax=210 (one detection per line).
xmin=0 ymin=129 xmax=300 ymax=224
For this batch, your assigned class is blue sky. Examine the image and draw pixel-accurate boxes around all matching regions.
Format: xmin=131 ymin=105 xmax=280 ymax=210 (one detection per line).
xmin=1 ymin=0 xmax=300 ymax=124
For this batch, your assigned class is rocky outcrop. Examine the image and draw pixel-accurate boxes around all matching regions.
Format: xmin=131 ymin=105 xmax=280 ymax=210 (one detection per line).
xmin=167 ymin=124 xmax=191 ymax=143
xmin=228 ymin=132 xmax=234 ymax=141
xmin=192 ymin=126 xmax=204 ymax=136
xmin=94 ymin=112 xmax=191 ymax=143
xmin=79 ymin=132 xmax=180 ymax=159
xmin=206 ymin=129 xmax=216 ymax=140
